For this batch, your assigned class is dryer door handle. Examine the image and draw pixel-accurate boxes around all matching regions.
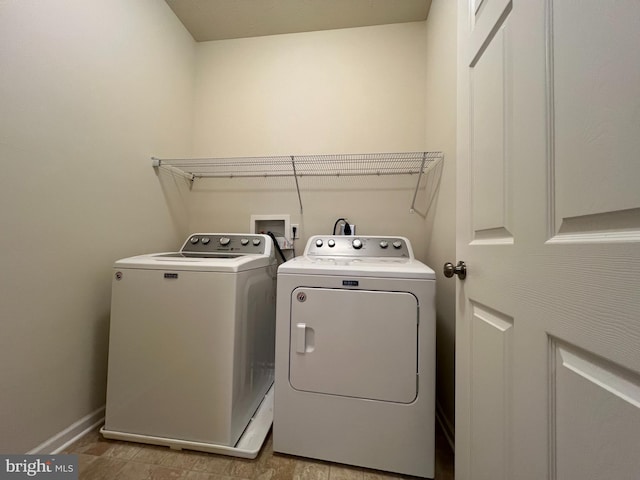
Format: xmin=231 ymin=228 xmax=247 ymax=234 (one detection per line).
xmin=296 ymin=323 xmax=307 ymax=353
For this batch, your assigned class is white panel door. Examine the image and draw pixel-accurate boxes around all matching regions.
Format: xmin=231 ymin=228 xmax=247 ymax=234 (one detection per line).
xmin=456 ymin=1 xmax=640 ymax=479
xmin=289 ymin=287 xmax=418 ymax=403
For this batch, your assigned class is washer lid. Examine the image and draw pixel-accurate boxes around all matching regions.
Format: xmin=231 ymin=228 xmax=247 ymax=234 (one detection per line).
xmin=114 ymin=252 xmax=274 ymax=272
xmin=278 ymin=255 xmax=435 ymax=279
xmin=114 ymin=233 xmax=276 ymax=272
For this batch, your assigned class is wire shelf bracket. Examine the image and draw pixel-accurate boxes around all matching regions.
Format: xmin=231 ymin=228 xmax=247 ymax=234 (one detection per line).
xmin=152 ymin=152 xmax=443 ymax=213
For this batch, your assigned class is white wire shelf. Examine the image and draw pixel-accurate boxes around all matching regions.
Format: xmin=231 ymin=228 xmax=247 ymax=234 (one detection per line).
xmin=152 ymin=152 xmax=443 ymax=213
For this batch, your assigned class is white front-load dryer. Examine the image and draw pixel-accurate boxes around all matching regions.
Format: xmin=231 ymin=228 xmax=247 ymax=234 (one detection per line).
xmin=101 ymin=233 xmax=277 ymax=458
xmin=274 ymin=235 xmax=436 ymax=478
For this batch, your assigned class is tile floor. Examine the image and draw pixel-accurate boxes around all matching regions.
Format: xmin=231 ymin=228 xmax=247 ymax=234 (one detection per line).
xmin=64 ymin=423 xmax=454 ymax=480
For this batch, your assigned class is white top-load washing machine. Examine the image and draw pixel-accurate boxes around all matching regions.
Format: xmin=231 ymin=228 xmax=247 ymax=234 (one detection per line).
xmin=101 ymin=233 xmax=276 ymax=458
xmin=274 ymin=235 xmax=436 ymax=478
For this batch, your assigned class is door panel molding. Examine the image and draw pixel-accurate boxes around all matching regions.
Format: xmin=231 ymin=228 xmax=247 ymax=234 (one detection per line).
xmin=546 ymin=0 xmax=640 ymax=243
xmin=469 ymin=0 xmax=512 ymax=67
xmin=470 ymin=302 xmax=513 ymax=480
xmin=548 ymin=207 xmax=640 ymax=244
xmin=470 ymin=19 xmax=514 ymax=245
xmin=549 ymin=338 xmax=640 ymax=479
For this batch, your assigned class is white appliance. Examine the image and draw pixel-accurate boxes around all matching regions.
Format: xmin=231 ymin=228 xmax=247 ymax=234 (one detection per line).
xmin=101 ymin=233 xmax=277 ymax=458
xmin=274 ymin=235 xmax=436 ymax=478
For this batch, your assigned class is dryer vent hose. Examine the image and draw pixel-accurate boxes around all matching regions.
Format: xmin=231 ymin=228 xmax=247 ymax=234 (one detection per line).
xmin=267 ymin=231 xmax=287 ymax=263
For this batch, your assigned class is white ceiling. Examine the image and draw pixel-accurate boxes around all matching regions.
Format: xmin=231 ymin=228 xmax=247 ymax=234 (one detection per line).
xmin=165 ymin=0 xmax=432 ymax=42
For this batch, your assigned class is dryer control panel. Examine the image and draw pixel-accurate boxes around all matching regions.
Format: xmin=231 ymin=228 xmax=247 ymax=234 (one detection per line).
xmin=180 ymin=233 xmax=270 ymax=255
xmin=305 ymin=236 xmax=413 ymax=259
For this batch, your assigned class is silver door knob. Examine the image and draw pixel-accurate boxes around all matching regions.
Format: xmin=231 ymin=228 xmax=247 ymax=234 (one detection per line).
xmin=443 ymin=261 xmax=467 ymax=280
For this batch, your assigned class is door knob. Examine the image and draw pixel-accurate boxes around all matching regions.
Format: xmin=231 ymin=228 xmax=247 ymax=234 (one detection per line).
xmin=443 ymin=261 xmax=467 ymax=280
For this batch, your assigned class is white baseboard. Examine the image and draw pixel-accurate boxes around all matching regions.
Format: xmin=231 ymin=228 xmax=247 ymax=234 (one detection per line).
xmin=27 ymin=406 xmax=105 ymax=455
xmin=435 ymin=400 xmax=455 ymax=452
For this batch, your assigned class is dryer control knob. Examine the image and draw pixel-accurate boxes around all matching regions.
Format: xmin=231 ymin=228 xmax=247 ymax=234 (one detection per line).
xmin=219 ymin=237 xmax=231 ymax=246
xmin=190 ymin=237 xmax=199 ymax=244
xmin=315 ymin=239 xmax=323 ymax=247
xmin=393 ymin=241 xmax=402 ymax=249
xmin=241 ymin=238 xmax=249 ymax=246
xmin=252 ymin=238 xmax=261 ymax=246
xmin=328 ymin=239 xmax=336 ymax=248
xmin=379 ymin=241 xmax=388 ymax=249
xmin=352 ymin=239 xmax=363 ymax=249
xmin=201 ymin=237 xmax=210 ymax=245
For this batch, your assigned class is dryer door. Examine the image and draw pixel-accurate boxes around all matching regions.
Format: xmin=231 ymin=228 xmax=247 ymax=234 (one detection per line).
xmin=289 ymin=287 xmax=418 ymax=403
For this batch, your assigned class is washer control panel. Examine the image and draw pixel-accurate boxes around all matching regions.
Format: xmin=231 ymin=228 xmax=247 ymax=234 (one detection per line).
xmin=305 ymin=235 xmax=412 ymax=258
xmin=180 ymin=233 xmax=267 ymax=255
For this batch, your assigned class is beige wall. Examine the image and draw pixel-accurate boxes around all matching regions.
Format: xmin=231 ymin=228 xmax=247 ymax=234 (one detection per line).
xmin=0 ymin=0 xmax=194 ymax=453
xmin=189 ymin=22 xmax=435 ymax=259
xmin=423 ymin=0 xmax=457 ymax=442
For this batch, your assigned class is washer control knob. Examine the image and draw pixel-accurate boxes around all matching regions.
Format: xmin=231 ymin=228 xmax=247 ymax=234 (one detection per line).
xmin=393 ymin=241 xmax=403 ymax=249
xmin=219 ymin=237 xmax=231 ymax=246
xmin=252 ymin=238 xmax=261 ymax=246
xmin=328 ymin=239 xmax=336 ymax=248
xmin=379 ymin=241 xmax=388 ymax=249
xmin=315 ymin=239 xmax=323 ymax=247
xmin=190 ymin=237 xmax=199 ymax=244
xmin=240 ymin=238 xmax=249 ymax=246
xmin=201 ymin=237 xmax=210 ymax=245
xmin=352 ymin=239 xmax=363 ymax=249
